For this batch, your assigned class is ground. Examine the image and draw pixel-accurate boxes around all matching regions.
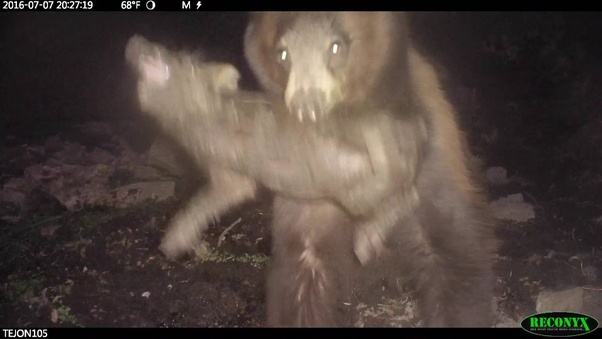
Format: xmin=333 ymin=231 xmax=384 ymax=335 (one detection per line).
xmin=1 ymin=167 xmax=600 ymax=327
xmin=1 ymin=12 xmax=602 ymax=328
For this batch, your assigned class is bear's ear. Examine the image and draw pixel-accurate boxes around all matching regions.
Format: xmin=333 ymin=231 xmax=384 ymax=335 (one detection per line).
xmin=243 ymin=12 xmax=288 ymax=95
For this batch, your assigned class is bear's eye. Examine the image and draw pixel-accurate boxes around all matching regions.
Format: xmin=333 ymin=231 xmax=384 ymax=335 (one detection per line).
xmin=328 ymin=40 xmax=348 ymax=71
xmin=278 ymin=48 xmax=288 ymax=62
xmin=330 ymin=41 xmax=342 ymax=55
xmin=276 ymin=48 xmax=289 ymax=62
xmin=276 ymin=47 xmax=291 ymax=71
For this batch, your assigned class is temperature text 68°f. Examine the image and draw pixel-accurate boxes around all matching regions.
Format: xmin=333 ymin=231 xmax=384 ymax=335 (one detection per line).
xmin=121 ymin=0 xmax=142 ymax=9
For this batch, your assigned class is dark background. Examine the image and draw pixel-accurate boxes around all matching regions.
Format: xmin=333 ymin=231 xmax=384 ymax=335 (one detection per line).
xmin=2 ymin=12 xmax=602 ymax=173
xmin=0 ymin=12 xmax=252 ymax=141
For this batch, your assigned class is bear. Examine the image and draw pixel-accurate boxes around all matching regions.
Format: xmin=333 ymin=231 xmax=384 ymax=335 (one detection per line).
xmin=244 ymin=12 xmax=497 ymax=327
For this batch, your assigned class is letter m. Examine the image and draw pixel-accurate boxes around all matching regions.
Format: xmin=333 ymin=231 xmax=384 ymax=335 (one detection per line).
xmin=182 ymin=1 xmax=190 ymax=9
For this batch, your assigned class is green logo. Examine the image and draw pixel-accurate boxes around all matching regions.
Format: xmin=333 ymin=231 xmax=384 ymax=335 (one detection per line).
xmin=521 ymin=312 xmax=599 ymax=337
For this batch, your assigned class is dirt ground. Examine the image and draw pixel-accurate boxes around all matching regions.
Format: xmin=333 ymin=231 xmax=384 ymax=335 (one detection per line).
xmin=1 ymin=12 xmax=602 ymax=328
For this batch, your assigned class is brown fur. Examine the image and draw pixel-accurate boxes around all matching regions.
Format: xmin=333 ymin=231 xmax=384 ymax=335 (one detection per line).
xmin=268 ymin=197 xmax=353 ymax=326
xmin=247 ymin=12 xmax=428 ymax=265
xmin=244 ymin=12 xmax=497 ymax=327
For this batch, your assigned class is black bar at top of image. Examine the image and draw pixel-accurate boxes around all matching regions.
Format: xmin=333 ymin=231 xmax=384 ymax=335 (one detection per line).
xmin=55 ymin=0 xmax=480 ymax=12
xmin=0 ymin=0 xmax=581 ymax=11
xmin=1 ymin=0 xmax=569 ymax=11
xmin=94 ymin=0 xmax=421 ymax=11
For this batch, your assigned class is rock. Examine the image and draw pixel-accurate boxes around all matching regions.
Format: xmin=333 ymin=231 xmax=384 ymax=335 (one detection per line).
xmin=496 ymin=313 xmax=520 ymax=328
xmin=87 ymin=148 xmax=117 ymax=165
xmin=146 ymin=137 xmax=187 ymax=177
xmin=3 ymin=122 xmax=176 ymax=212
xmin=113 ymin=181 xmax=175 ymax=208
xmin=489 ymin=193 xmax=535 ymax=222
xmin=3 ymin=177 xmax=36 ymax=193
xmin=133 ymin=166 xmax=162 ymax=181
xmin=0 ymin=189 xmax=26 ymax=206
xmin=536 ymin=287 xmax=602 ymax=321
xmin=1 ymin=178 xmax=36 ymax=217
xmin=56 ymin=182 xmax=109 ymax=211
xmin=537 ymin=287 xmax=583 ymax=314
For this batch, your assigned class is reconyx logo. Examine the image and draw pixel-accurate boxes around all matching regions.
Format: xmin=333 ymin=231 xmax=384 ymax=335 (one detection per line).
xmin=521 ymin=312 xmax=598 ymax=337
